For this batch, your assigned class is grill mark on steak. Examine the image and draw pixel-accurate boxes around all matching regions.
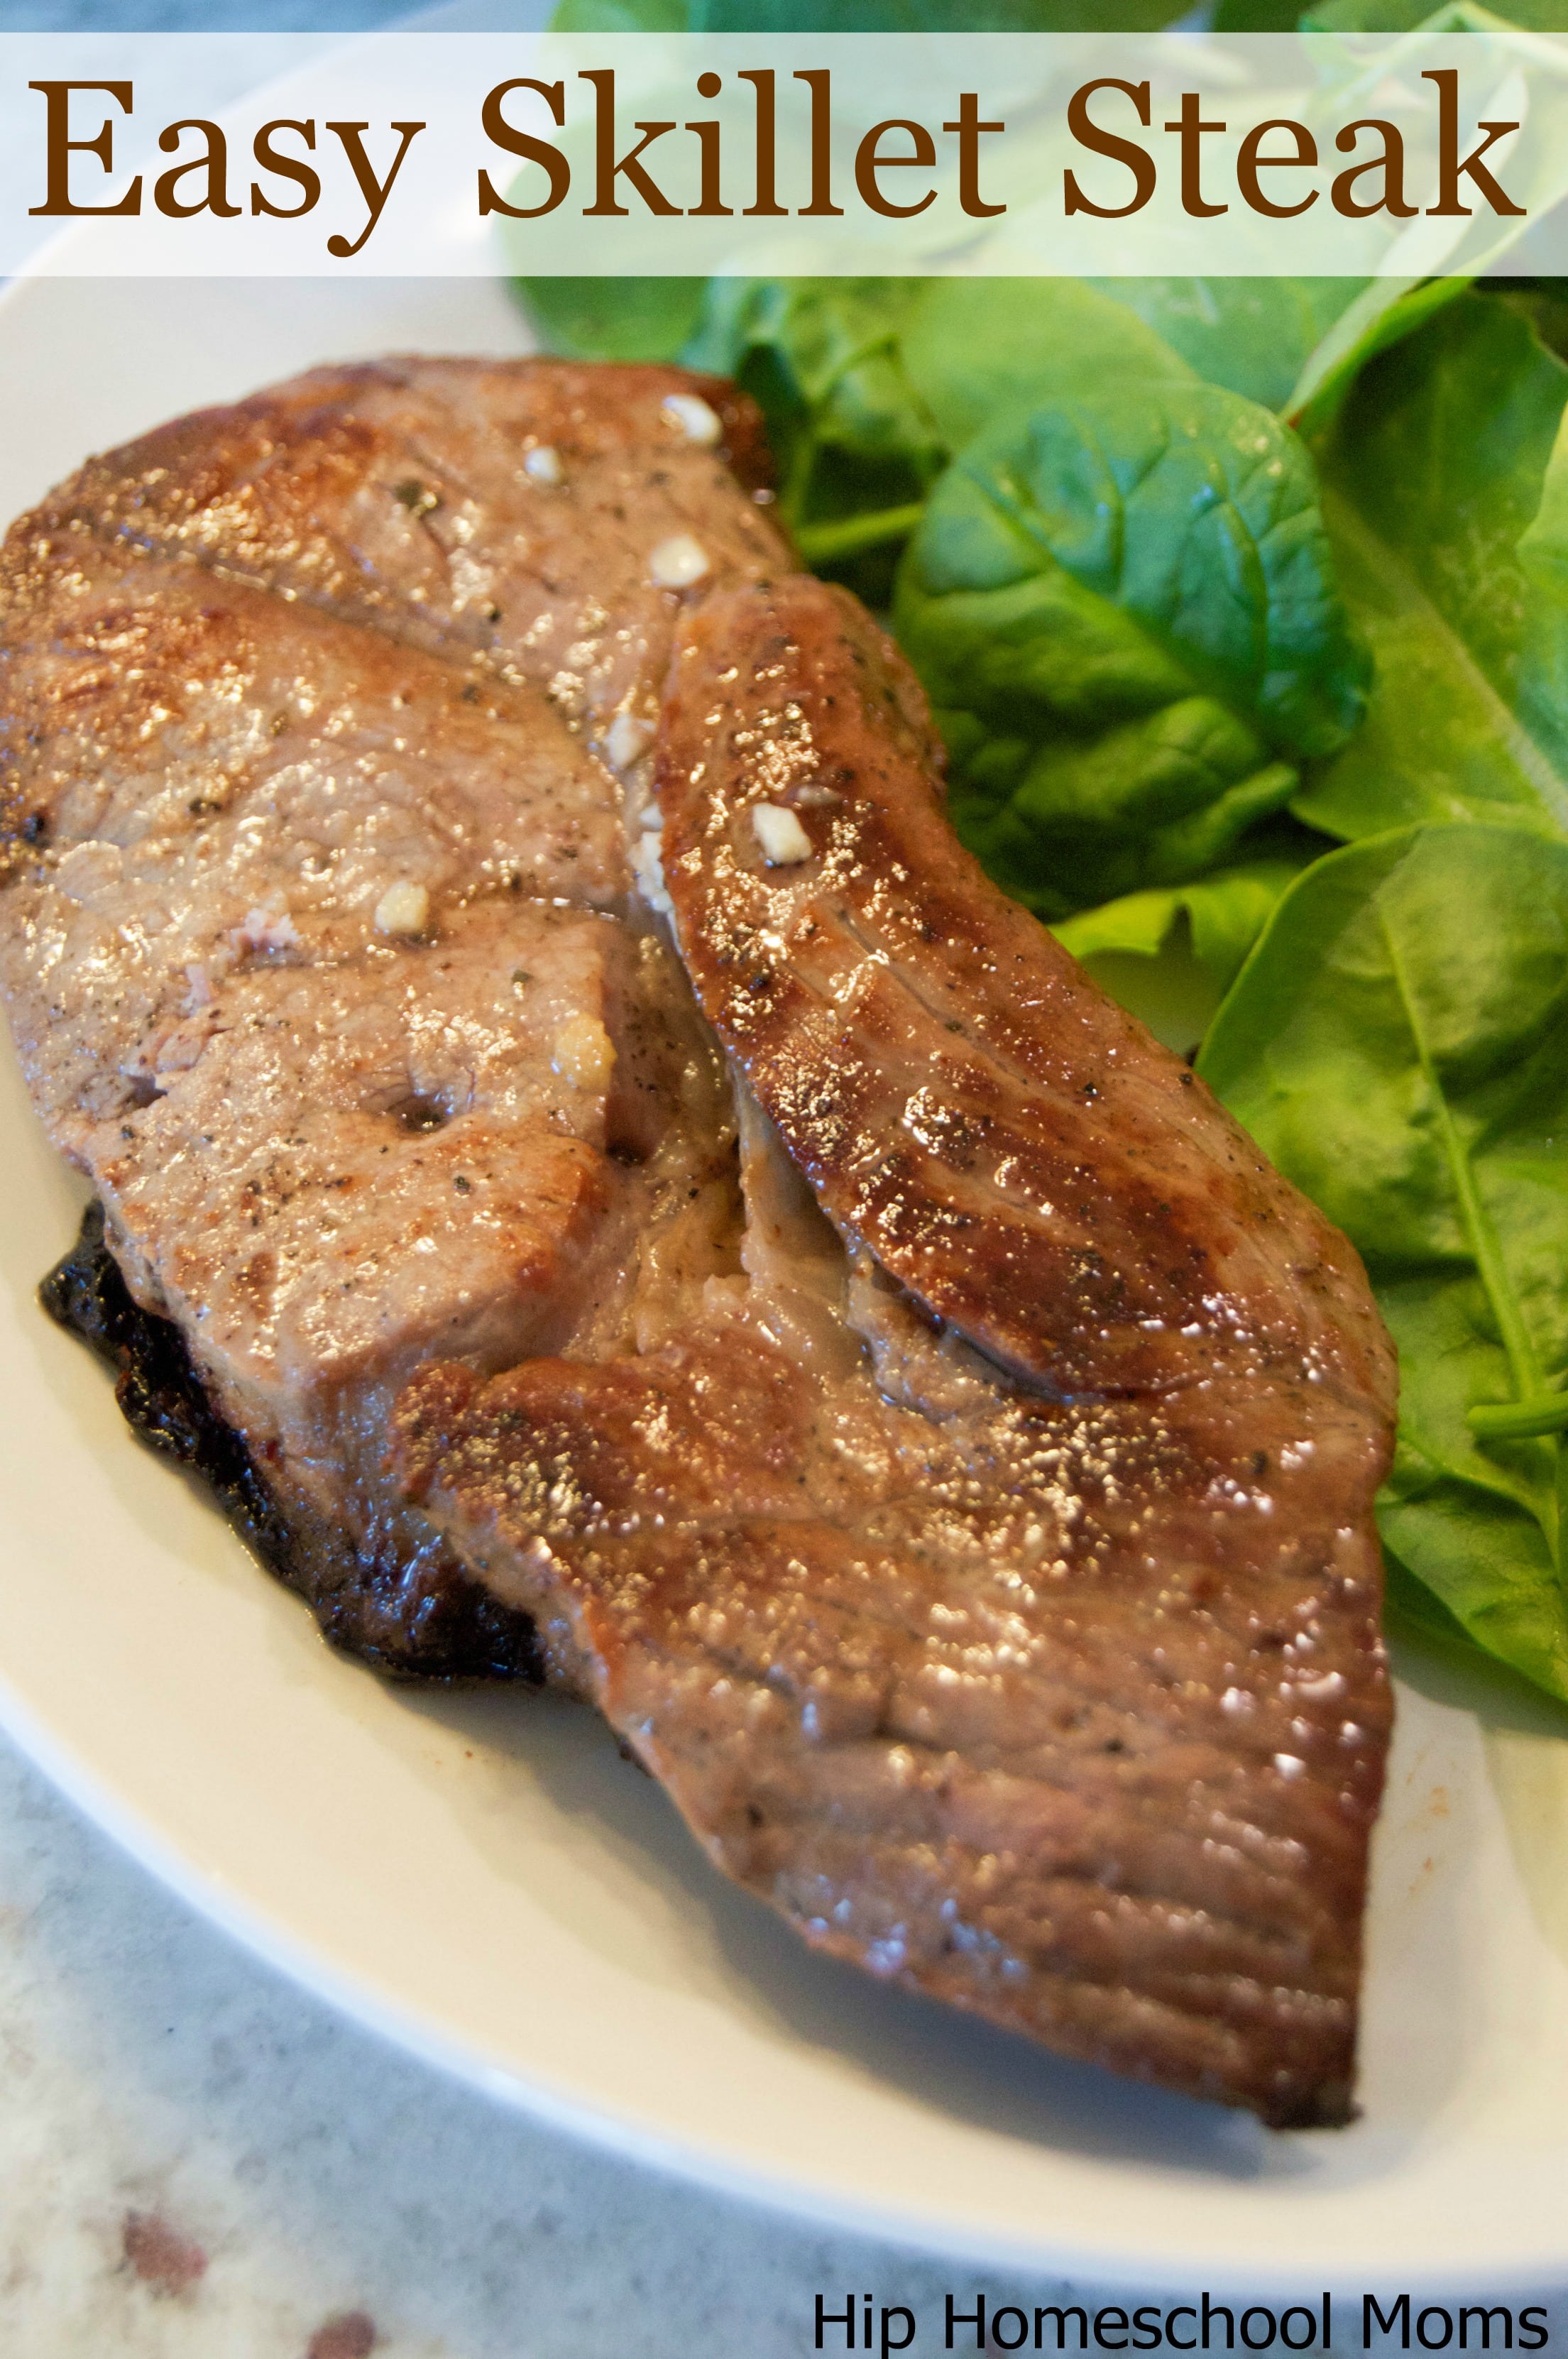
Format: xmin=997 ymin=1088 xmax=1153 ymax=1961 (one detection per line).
xmin=1 ymin=358 xmax=784 ymax=1676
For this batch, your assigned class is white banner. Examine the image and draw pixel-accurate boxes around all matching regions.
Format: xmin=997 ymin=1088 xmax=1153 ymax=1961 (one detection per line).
xmin=6 ymin=28 xmax=1568 ymax=278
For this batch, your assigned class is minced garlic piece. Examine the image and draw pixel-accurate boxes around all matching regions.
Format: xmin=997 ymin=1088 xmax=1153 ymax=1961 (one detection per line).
xmin=603 ymin=711 xmax=654 ymax=771
xmin=374 ymin=881 xmax=430 ymax=936
xmin=631 ymin=827 xmax=673 ymax=919
xmin=524 ymin=444 xmax=563 ymax=484
xmin=231 ymin=905 xmax=300 ymax=958
xmin=751 ymin=803 xmax=813 ymax=865
xmin=661 ymin=392 xmax=721 ymax=447
xmin=552 ymin=1014 xmax=615 ymax=1092
xmin=649 ymin=533 xmax=710 ymax=589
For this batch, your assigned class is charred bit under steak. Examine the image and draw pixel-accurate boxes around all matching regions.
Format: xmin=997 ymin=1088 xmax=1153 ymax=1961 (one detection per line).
xmin=0 ymin=360 xmax=1396 ymax=2128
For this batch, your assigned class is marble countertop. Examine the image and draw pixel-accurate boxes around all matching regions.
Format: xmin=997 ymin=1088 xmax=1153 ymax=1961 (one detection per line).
xmin=1 ymin=1726 xmax=1109 ymax=2358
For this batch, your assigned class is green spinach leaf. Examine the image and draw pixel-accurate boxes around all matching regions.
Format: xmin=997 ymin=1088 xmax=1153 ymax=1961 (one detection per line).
xmin=515 ymin=275 xmax=709 ymax=363
xmin=690 ymin=276 xmax=943 ymax=528
xmin=552 ymin=0 xmax=1188 ymax=24
xmin=677 ymin=276 xmax=1197 ymax=599
xmin=1200 ymin=823 xmax=1568 ymax=1704
xmin=1051 ymin=853 xmax=1311 ymax=992
xmin=1283 ymin=276 xmax=1473 ymax=434
xmin=897 ymin=279 xmax=1194 ymax=450
xmin=1212 ymin=0 xmax=1307 ymax=23
xmin=892 ymin=382 xmax=1369 ymax=920
xmin=1295 ymin=292 xmax=1568 ymax=843
xmin=1088 ymin=280 xmax=1366 ymax=415
xmin=1306 ymin=0 xmax=1568 ymax=28
xmin=549 ymin=0 xmax=689 ymax=24
xmin=1085 ymin=275 xmax=1485 ymax=436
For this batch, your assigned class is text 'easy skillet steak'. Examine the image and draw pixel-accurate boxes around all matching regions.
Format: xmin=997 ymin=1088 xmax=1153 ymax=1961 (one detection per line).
xmin=1 ymin=361 xmax=1395 ymax=2121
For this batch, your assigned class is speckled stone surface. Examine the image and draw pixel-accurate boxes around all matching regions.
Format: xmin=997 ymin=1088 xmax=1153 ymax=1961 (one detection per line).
xmin=0 ymin=1727 xmax=1124 ymax=2357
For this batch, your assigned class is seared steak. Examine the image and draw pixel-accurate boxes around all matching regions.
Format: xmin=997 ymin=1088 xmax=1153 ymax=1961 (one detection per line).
xmin=40 ymin=1199 xmax=539 ymax=1679
xmin=6 ymin=356 xmax=779 ymax=740
xmin=659 ymin=580 xmax=1394 ymax=1411
xmin=0 ymin=358 xmax=786 ymax=1671
xmin=2 ymin=361 xmax=1396 ymax=2123
xmin=392 ymin=579 xmax=1396 ymax=2125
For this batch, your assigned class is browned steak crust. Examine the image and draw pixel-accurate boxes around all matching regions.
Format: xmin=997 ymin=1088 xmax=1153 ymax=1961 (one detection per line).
xmin=658 ymin=579 xmax=1394 ymax=1416
xmin=1 ymin=357 xmax=787 ymax=1678
xmin=395 ymin=1283 xmax=1391 ymax=2128
xmin=42 ymin=1201 xmax=543 ymax=1680
xmin=390 ymin=575 xmax=1397 ymax=2125
xmin=4 ymin=360 xmax=1398 ymax=2124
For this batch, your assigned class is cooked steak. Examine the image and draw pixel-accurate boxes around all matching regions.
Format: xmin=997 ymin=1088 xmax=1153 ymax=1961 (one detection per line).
xmin=40 ymin=1200 xmax=542 ymax=1679
xmin=3 ymin=358 xmax=1396 ymax=2123
xmin=0 ymin=358 xmax=786 ymax=1672
xmin=7 ymin=356 xmax=780 ymax=742
xmin=392 ymin=579 xmax=1396 ymax=2125
xmin=659 ymin=579 xmax=1395 ymax=1412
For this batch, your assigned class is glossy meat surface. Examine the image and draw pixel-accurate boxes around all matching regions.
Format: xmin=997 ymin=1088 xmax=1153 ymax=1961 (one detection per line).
xmin=393 ymin=578 xmax=1398 ymax=2125
xmin=658 ymin=578 xmax=1393 ymax=1412
xmin=0 ymin=358 xmax=783 ymax=1670
xmin=397 ymin=1105 xmax=1392 ymax=2125
xmin=6 ymin=356 xmax=782 ymax=748
xmin=3 ymin=359 xmax=1398 ymax=2122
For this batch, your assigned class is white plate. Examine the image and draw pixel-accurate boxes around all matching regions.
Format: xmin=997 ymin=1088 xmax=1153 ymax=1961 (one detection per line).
xmin=5 ymin=263 xmax=1568 ymax=2297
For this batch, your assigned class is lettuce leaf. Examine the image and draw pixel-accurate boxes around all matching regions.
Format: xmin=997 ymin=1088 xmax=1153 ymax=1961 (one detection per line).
xmin=1200 ymin=823 xmax=1568 ymax=1704
xmin=1051 ymin=855 xmax=1310 ymax=992
xmin=892 ymin=382 xmax=1369 ymax=919
xmin=1295 ymin=293 xmax=1568 ymax=842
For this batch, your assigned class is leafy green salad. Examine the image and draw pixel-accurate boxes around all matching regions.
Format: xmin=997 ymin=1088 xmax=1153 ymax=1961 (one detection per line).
xmin=515 ymin=0 xmax=1568 ymax=1712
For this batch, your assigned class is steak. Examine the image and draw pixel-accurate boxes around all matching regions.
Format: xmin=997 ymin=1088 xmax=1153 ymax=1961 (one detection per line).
xmin=659 ymin=580 xmax=1394 ymax=1413
xmin=1 ymin=361 xmax=1396 ymax=2122
xmin=0 ymin=358 xmax=787 ymax=1671
xmin=391 ymin=579 xmax=1396 ymax=2125
xmin=40 ymin=1198 xmax=540 ymax=1680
